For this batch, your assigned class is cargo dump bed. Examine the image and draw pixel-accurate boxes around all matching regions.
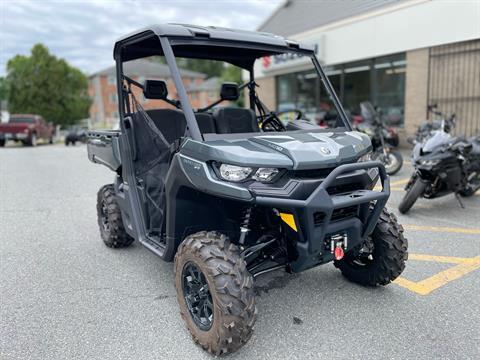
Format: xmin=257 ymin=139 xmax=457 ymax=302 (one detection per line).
xmin=87 ymin=130 xmax=122 ymax=172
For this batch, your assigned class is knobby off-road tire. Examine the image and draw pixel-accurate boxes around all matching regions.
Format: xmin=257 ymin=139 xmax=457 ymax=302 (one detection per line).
xmin=334 ymin=207 xmax=408 ymax=286
xmin=174 ymin=231 xmax=256 ymax=356
xmin=96 ymin=184 xmax=134 ymax=248
xmin=398 ymin=177 xmax=426 ymax=214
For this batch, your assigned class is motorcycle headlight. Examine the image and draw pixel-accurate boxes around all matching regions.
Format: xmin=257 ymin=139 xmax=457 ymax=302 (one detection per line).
xmin=421 ymin=159 xmax=440 ymax=166
xmin=252 ymin=168 xmax=279 ymax=182
xmin=218 ymin=164 xmax=253 ymax=182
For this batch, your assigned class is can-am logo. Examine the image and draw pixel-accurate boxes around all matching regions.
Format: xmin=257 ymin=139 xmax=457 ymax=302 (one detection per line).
xmin=262 ymin=44 xmax=319 ymax=70
xmin=320 ymin=147 xmax=331 ymax=155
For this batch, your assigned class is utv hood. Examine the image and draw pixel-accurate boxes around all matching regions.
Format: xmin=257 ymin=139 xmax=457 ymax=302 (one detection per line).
xmin=181 ymin=131 xmax=372 ymax=170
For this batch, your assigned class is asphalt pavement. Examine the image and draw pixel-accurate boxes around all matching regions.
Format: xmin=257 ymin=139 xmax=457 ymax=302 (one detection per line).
xmin=1 ymin=143 xmax=479 ymax=360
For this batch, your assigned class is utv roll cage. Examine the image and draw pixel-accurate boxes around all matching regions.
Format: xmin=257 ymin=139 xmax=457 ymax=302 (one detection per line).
xmin=113 ymin=24 xmax=352 ymax=142
xmin=89 ymin=25 xmax=408 ymax=355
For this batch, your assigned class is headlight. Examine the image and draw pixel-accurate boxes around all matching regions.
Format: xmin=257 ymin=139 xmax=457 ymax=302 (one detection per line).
xmin=252 ymin=168 xmax=279 ymax=182
xmin=421 ymin=159 xmax=440 ymax=166
xmin=215 ymin=163 xmax=280 ymax=183
xmin=218 ymin=164 xmax=253 ymax=182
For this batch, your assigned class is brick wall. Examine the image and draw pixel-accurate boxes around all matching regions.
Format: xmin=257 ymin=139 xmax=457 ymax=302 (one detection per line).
xmin=89 ymin=75 xmax=205 ymax=128
xmin=254 ymin=76 xmax=276 ymax=110
xmin=404 ymin=48 xmax=429 ymax=140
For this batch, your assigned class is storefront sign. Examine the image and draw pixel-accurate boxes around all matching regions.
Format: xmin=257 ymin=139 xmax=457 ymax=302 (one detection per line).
xmin=254 ymin=36 xmax=323 ymax=78
xmin=262 ymin=44 xmax=319 ymax=71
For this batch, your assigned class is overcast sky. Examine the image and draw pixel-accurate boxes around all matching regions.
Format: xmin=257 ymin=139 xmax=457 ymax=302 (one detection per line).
xmin=0 ymin=0 xmax=281 ymax=76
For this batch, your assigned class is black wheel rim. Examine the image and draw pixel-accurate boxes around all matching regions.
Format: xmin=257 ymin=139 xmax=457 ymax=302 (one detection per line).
xmin=100 ymin=201 xmax=110 ymax=234
xmin=182 ymin=262 xmax=214 ymax=331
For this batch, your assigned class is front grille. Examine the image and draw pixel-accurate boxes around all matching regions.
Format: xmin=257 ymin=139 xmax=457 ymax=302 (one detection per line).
xmin=314 ymin=205 xmax=359 ymax=225
xmin=331 ymin=205 xmax=359 ymax=221
xmin=291 ymin=168 xmax=333 ymax=179
xmin=327 ymin=182 xmax=364 ymax=195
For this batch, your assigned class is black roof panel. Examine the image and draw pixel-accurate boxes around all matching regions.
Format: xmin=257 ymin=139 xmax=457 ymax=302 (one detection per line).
xmin=113 ymin=23 xmax=315 ymax=68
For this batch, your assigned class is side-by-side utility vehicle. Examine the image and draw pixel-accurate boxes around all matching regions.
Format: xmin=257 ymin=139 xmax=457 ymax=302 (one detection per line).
xmin=87 ymin=24 xmax=408 ymax=355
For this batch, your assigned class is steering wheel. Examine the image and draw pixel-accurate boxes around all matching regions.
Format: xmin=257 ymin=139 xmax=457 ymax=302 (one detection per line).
xmin=260 ymin=112 xmax=287 ymax=132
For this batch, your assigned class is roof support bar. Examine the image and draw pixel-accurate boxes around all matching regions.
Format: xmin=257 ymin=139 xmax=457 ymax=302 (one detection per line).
xmin=159 ymin=36 xmax=203 ymax=141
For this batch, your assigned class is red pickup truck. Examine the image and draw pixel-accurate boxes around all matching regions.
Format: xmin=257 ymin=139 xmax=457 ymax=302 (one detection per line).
xmin=0 ymin=114 xmax=55 ymax=147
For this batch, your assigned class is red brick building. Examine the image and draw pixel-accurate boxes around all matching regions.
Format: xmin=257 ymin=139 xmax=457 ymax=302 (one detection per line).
xmin=89 ymin=59 xmax=206 ymax=128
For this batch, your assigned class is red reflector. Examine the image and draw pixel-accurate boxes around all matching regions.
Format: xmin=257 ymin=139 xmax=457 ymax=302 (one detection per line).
xmin=334 ymin=246 xmax=344 ymax=260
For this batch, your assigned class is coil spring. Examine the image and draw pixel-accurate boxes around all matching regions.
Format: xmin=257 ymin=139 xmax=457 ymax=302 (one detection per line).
xmin=238 ymin=207 xmax=252 ymax=245
xmin=241 ymin=207 xmax=252 ymax=229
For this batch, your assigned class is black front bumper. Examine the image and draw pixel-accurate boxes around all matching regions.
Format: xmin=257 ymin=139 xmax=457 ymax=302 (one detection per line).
xmin=255 ymin=161 xmax=390 ymax=272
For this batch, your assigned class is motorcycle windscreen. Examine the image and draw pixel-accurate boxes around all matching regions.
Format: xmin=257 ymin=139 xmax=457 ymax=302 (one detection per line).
xmin=360 ymin=102 xmax=377 ymax=123
xmin=132 ymin=109 xmax=186 ymax=235
xmin=423 ymin=130 xmax=453 ymax=153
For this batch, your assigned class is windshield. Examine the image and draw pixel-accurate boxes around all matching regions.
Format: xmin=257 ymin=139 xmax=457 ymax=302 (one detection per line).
xmin=423 ymin=130 xmax=453 ymax=153
xmin=119 ymin=45 xmax=351 ymax=141
xmin=255 ymin=52 xmax=347 ymax=129
xmin=170 ymin=47 xmax=349 ymax=130
xmin=9 ymin=117 xmax=35 ymax=124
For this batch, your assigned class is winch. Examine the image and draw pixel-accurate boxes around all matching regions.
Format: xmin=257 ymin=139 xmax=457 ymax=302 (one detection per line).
xmin=328 ymin=233 xmax=348 ymax=260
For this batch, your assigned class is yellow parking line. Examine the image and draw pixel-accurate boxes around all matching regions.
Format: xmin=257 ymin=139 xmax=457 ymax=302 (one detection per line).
xmin=394 ymin=256 xmax=480 ymax=295
xmin=374 ymin=186 xmax=403 ymax=192
xmin=403 ymin=224 xmax=480 ymax=235
xmin=390 ymin=178 xmax=410 ymax=187
xmin=408 ymin=253 xmax=469 ymax=264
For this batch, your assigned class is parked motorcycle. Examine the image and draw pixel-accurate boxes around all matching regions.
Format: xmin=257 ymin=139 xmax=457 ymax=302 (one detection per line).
xmin=356 ymin=102 xmax=403 ymax=175
xmin=399 ymin=119 xmax=480 ymax=214
xmin=408 ymin=104 xmax=454 ymax=145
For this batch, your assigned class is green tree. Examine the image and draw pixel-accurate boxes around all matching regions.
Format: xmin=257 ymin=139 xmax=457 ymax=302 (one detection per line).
xmin=0 ymin=77 xmax=8 ymax=101
xmin=6 ymin=44 xmax=90 ymax=126
xmin=0 ymin=77 xmax=8 ymax=111
xmin=220 ymin=64 xmax=242 ymax=84
xmin=221 ymin=65 xmax=244 ymax=107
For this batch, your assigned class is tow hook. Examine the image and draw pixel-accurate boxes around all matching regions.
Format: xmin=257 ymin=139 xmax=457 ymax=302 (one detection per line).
xmin=330 ymin=233 xmax=348 ymax=261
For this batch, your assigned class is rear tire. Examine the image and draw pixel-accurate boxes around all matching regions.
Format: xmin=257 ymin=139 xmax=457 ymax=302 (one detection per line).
xmin=459 ymin=188 xmax=476 ymax=197
xmin=0 ymin=139 xmax=5 ymax=147
xmin=28 ymin=133 xmax=37 ymax=147
xmin=96 ymin=184 xmax=134 ymax=248
xmin=334 ymin=207 xmax=408 ymax=286
xmin=398 ymin=177 xmax=426 ymax=214
xmin=174 ymin=231 xmax=256 ymax=356
xmin=459 ymin=180 xmax=479 ymax=197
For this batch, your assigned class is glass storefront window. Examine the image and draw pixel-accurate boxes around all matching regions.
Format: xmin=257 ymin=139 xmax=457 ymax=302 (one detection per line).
xmin=276 ymin=66 xmax=340 ymax=127
xmin=343 ymin=60 xmax=371 ymax=114
xmin=276 ymin=52 xmax=406 ymax=127
xmin=374 ymin=54 xmax=406 ymax=126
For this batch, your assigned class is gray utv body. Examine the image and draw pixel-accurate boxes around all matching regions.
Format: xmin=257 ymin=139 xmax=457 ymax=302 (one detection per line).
xmin=87 ymin=23 xmax=390 ymax=274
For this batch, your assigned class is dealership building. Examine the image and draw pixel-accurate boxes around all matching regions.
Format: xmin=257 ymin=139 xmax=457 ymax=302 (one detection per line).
xmin=256 ymin=0 xmax=480 ymax=140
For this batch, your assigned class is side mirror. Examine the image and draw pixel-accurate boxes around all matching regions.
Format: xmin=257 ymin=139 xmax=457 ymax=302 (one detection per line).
xmin=143 ymin=80 xmax=168 ymax=99
xmin=220 ymin=83 xmax=239 ymax=101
